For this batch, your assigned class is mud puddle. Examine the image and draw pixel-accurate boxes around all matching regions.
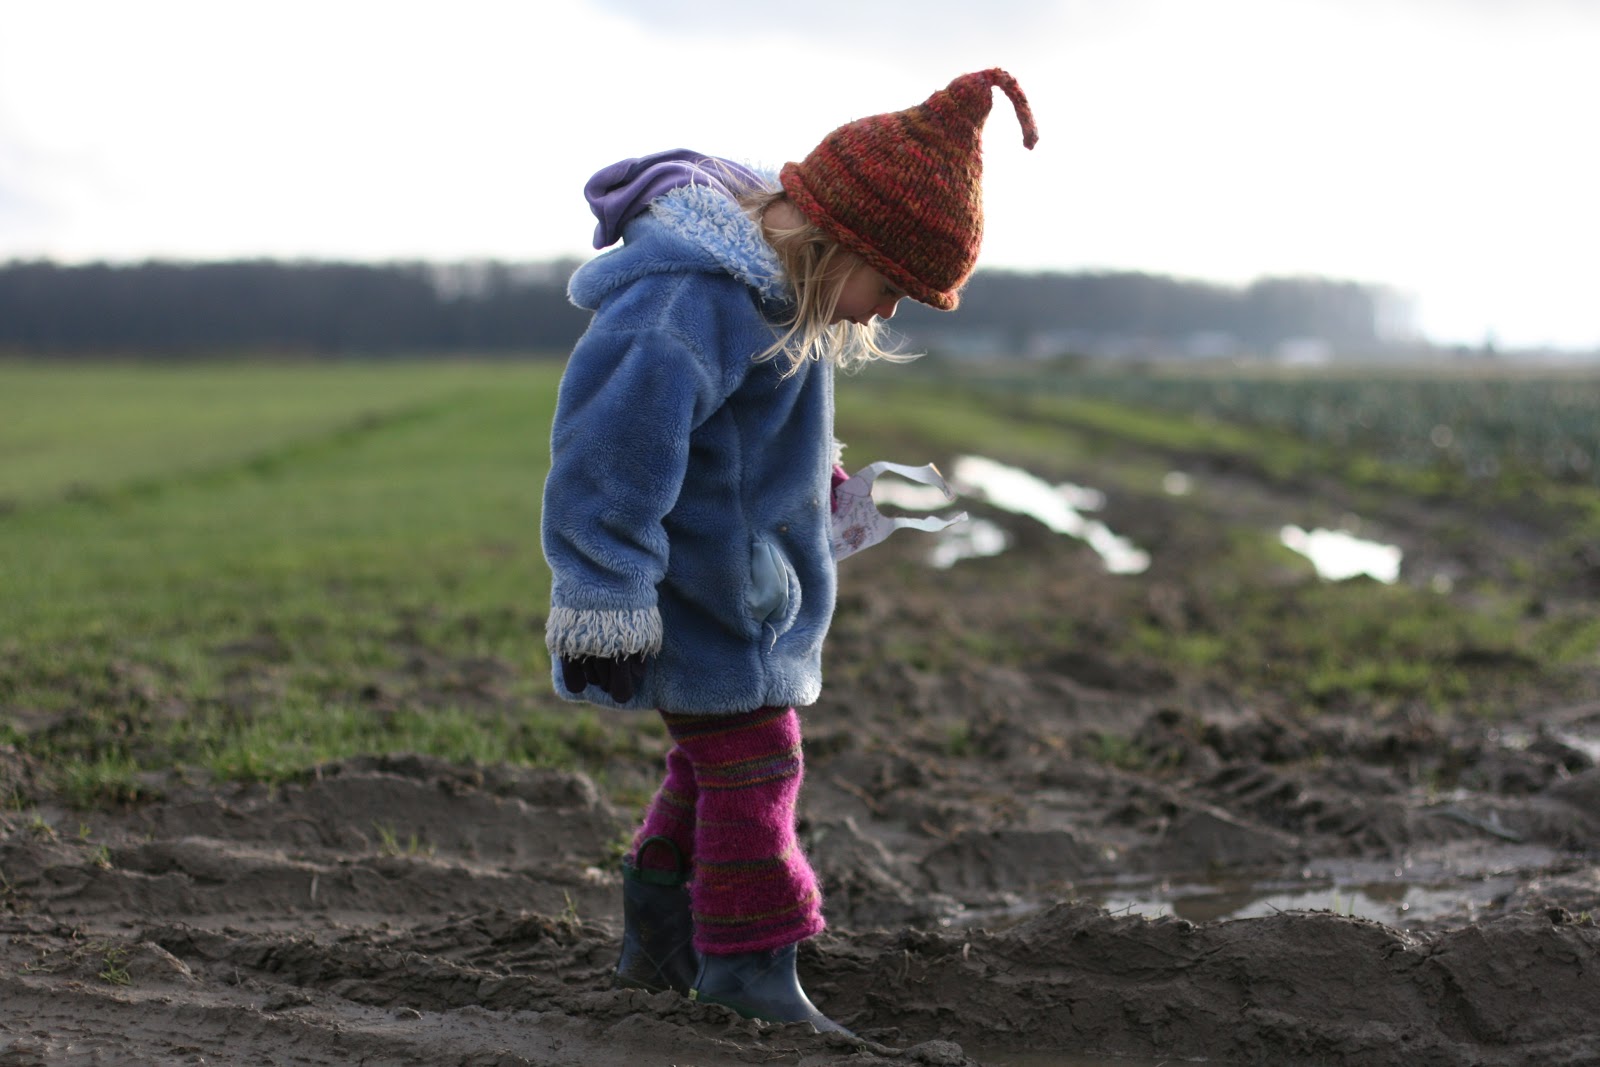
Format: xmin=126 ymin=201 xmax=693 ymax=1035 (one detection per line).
xmin=943 ymin=846 xmax=1558 ymax=931
xmin=1089 ymin=844 xmax=1567 ymax=925
xmin=875 ymin=455 xmax=1151 ymax=574
xmin=895 ymin=455 xmax=1413 ymax=589
xmin=1279 ymin=524 xmax=1402 ymax=583
xmin=1098 ymin=871 xmax=1518 ymax=926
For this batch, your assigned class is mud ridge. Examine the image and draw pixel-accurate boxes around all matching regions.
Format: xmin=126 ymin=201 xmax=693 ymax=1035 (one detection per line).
xmin=827 ymin=903 xmax=1600 ymax=1066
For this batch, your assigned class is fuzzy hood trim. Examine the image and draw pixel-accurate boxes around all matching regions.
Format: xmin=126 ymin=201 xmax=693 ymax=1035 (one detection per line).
xmin=569 ymin=181 xmax=790 ymax=310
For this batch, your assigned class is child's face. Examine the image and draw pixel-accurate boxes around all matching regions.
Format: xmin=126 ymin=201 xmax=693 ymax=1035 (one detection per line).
xmin=832 ymin=262 xmax=906 ymax=326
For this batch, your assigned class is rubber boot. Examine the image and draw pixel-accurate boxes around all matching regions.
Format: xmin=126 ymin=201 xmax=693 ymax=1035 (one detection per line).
xmin=689 ymin=943 xmax=855 ymax=1036
xmin=614 ymin=836 xmax=699 ymax=995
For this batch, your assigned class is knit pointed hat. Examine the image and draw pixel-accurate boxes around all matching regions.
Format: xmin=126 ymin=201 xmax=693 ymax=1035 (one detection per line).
xmin=780 ymin=68 xmax=1038 ymax=312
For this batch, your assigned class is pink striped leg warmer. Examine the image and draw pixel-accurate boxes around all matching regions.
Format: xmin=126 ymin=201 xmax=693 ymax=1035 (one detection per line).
xmin=662 ymin=706 xmax=825 ymax=955
xmin=630 ymin=742 xmax=697 ymax=873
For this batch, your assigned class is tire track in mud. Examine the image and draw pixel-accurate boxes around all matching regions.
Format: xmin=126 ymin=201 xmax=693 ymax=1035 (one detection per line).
xmin=0 ymin=953 xmax=755 ymax=1067
xmin=2 ymin=758 xmax=626 ymax=926
xmin=0 ymin=914 xmax=955 ymax=1066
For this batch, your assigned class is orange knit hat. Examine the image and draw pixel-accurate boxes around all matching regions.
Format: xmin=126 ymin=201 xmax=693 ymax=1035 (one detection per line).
xmin=779 ymin=68 xmax=1039 ymax=312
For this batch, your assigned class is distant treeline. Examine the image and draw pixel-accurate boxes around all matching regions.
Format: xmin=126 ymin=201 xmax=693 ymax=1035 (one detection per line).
xmin=0 ymin=260 xmax=591 ymax=356
xmin=0 ymin=259 xmax=1404 ymax=357
xmin=894 ymin=270 xmax=1401 ymax=354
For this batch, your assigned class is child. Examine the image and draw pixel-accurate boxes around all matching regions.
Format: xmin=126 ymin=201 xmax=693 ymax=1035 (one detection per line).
xmin=541 ymin=69 xmax=1037 ymax=1034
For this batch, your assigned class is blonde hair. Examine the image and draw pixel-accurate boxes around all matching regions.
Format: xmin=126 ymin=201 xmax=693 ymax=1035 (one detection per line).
xmin=738 ymin=188 xmax=917 ymax=376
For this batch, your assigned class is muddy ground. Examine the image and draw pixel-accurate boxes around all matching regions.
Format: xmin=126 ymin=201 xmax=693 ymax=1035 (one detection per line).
xmin=4 ymin=444 xmax=1600 ymax=1066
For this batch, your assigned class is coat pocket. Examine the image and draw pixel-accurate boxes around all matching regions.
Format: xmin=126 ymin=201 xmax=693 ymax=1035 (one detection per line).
xmin=746 ymin=538 xmax=799 ymax=637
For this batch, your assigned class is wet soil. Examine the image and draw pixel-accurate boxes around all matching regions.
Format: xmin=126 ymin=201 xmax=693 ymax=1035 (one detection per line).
xmin=5 ymin=451 xmax=1600 ymax=1066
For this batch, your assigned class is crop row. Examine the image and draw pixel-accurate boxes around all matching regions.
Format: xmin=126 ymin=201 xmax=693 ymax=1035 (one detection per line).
xmin=980 ymin=369 xmax=1600 ymax=488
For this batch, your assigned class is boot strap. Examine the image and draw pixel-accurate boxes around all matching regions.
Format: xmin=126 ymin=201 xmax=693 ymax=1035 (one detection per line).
xmin=629 ymin=835 xmax=689 ymax=885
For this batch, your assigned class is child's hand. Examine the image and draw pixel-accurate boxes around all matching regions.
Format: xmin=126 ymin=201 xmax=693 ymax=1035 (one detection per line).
xmin=561 ymin=653 xmax=650 ymax=703
xmin=830 ymin=463 xmax=849 ymax=513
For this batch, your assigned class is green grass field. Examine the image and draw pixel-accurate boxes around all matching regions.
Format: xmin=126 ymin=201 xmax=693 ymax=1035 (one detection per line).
xmin=3 ymin=357 xmax=1596 ymax=807
xmin=3 ymin=361 xmax=560 ymax=644
xmin=1 ymin=359 xmax=605 ymax=802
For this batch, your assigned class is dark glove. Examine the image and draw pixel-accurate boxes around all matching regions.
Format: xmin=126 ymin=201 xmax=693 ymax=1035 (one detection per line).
xmin=561 ymin=653 xmax=649 ymax=703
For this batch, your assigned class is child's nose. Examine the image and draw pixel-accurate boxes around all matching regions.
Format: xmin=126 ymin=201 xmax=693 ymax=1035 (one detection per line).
xmin=876 ymin=297 xmax=902 ymax=321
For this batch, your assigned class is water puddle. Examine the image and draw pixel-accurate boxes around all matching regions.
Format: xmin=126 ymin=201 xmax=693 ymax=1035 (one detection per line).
xmin=1555 ymin=729 xmax=1600 ymax=763
xmin=935 ymin=850 xmax=1558 ymax=1065
xmin=1279 ymin=525 xmax=1401 ymax=583
xmin=1491 ymin=722 xmax=1600 ymax=777
xmin=874 ymin=456 xmax=1150 ymax=575
xmin=1102 ymin=842 xmax=1562 ymax=925
xmin=872 ymin=478 xmax=961 ymax=513
xmin=1097 ymin=874 xmax=1514 ymax=926
xmin=940 ymin=898 xmax=1047 ymax=930
xmin=928 ymin=517 xmax=1011 ymax=569
xmin=946 ymin=875 xmax=1500 ymax=932
xmin=1162 ymin=470 xmax=1194 ymax=496
xmin=870 ymin=479 xmax=1011 ymax=568
xmin=945 ymin=843 xmax=1560 ymax=933
xmin=875 ymin=457 xmax=1411 ymax=586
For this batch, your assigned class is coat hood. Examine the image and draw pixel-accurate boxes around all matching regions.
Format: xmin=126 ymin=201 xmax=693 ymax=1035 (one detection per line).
xmin=568 ymin=181 xmax=790 ymax=312
xmin=584 ymin=149 xmax=768 ymax=250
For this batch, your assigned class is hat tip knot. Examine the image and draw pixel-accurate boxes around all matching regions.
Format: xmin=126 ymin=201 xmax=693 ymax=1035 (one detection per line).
xmin=947 ymin=68 xmax=1037 ymax=149
xmin=981 ymin=68 xmax=1039 ymax=150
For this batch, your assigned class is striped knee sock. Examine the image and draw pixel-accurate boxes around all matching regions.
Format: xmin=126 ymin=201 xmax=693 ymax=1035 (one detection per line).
xmin=630 ymin=741 xmax=697 ymax=874
xmin=663 ymin=706 xmax=825 ymax=955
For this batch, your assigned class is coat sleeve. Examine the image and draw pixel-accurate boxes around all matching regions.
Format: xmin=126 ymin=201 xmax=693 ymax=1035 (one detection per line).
xmin=541 ymin=318 xmax=728 ymax=663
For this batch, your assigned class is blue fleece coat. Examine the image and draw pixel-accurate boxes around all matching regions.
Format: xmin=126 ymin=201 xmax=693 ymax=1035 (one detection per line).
xmin=541 ymin=183 xmax=838 ymax=714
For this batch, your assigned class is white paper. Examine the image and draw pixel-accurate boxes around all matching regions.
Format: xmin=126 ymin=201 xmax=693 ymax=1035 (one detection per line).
xmin=831 ymin=461 xmax=968 ymax=562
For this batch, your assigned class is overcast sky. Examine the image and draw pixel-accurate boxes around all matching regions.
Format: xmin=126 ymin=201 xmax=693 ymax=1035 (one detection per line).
xmin=2 ymin=0 xmax=1596 ymax=349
